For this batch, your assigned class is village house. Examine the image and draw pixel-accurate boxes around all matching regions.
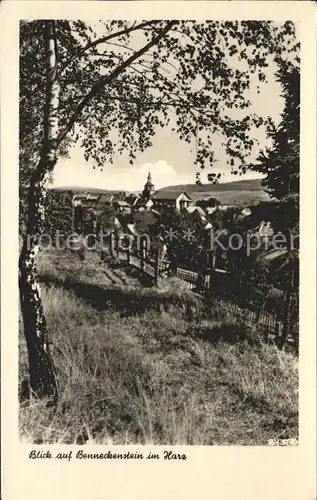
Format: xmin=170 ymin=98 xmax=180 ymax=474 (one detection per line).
xmin=71 ymin=172 xmax=196 ymax=232
xmin=112 ymin=200 xmax=131 ymax=213
xmin=72 ymin=190 xmax=126 ymax=210
xmin=152 ymin=190 xmax=193 ymax=211
xmin=98 ymin=193 xmax=116 ymax=206
xmin=124 ymin=194 xmax=140 ymax=208
xmin=185 ymin=205 xmax=206 ymax=217
xmin=135 ymin=197 xmax=154 ymax=211
xmin=124 ymin=171 xmax=194 ymax=212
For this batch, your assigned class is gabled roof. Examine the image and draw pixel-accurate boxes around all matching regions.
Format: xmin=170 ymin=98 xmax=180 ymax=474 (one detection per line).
xmin=125 ymin=194 xmax=140 ymax=206
xmin=73 ymin=191 xmax=119 ymax=205
xmin=186 ymin=206 xmax=196 ymax=214
xmin=126 ymin=223 xmax=138 ymax=236
xmin=99 ymin=193 xmax=114 ymax=204
xmin=73 ymin=193 xmax=87 ymax=201
xmin=135 ymin=196 xmax=153 ymax=208
xmin=111 ymin=191 xmax=127 ymax=202
xmin=205 ymin=207 xmax=218 ymax=215
xmin=186 ymin=206 xmax=206 ymax=216
xmin=81 ymin=199 xmax=98 ymax=208
xmin=86 ymin=193 xmax=99 ymax=201
xmin=113 ymin=200 xmax=130 ymax=207
xmin=262 ymin=249 xmax=288 ymax=262
xmin=113 ymin=217 xmax=122 ymax=228
xmin=153 ymin=190 xmax=192 ymax=201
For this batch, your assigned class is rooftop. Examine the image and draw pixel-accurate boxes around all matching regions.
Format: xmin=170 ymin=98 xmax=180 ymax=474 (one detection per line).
xmin=125 ymin=194 xmax=140 ymax=205
xmin=153 ymin=190 xmax=192 ymax=201
xmin=186 ymin=206 xmax=205 ymax=216
xmin=113 ymin=200 xmax=130 ymax=207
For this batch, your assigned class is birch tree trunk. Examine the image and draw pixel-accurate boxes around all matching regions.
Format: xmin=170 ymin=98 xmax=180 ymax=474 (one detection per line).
xmin=19 ymin=21 xmax=60 ymax=403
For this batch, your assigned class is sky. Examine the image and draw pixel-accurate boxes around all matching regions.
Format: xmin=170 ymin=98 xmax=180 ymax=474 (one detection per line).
xmin=51 ymin=22 xmax=286 ymax=193
xmin=52 ymin=139 xmax=266 ymax=192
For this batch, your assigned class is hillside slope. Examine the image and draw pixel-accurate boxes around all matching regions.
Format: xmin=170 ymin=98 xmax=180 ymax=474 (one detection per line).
xmin=19 ymin=249 xmax=298 ymax=445
xmin=51 ymin=179 xmax=271 ymax=206
xmin=159 ymin=179 xmax=271 ymax=206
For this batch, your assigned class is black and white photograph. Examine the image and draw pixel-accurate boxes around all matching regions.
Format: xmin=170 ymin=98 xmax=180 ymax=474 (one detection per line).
xmin=17 ymin=16 xmax=302 ymax=447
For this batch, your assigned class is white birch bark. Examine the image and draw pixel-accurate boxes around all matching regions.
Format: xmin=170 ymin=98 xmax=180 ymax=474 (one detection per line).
xmin=19 ymin=20 xmax=60 ymax=402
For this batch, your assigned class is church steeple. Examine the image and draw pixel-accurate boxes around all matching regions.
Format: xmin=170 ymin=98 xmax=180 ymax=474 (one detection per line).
xmin=142 ymin=171 xmax=155 ymax=199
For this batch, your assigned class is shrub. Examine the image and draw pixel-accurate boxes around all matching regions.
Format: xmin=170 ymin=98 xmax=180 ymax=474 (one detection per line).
xmin=189 ymin=318 xmax=263 ymax=346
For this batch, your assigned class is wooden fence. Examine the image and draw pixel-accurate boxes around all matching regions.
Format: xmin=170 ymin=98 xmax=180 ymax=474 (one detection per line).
xmin=106 ymin=235 xmax=299 ymax=350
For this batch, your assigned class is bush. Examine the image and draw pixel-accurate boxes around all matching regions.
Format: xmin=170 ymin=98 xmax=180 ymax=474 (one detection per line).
xmin=189 ymin=318 xmax=263 ymax=346
xmin=43 ymin=189 xmax=73 ymax=236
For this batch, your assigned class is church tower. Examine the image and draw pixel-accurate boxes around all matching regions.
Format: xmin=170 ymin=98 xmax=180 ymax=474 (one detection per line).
xmin=142 ymin=171 xmax=155 ymax=199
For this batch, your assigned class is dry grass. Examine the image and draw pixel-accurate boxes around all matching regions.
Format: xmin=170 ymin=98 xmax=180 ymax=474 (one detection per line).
xmin=19 ymin=248 xmax=298 ymax=445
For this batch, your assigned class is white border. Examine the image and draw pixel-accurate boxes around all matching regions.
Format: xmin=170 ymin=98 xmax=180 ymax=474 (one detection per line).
xmin=1 ymin=3 xmax=316 ymax=500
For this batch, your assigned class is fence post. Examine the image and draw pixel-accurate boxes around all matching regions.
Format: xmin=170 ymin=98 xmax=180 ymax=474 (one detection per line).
xmin=140 ymin=239 xmax=144 ymax=271
xmin=115 ymin=233 xmax=120 ymax=261
xmin=154 ymin=249 xmax=159 ymax=286
xmin=281 ymin=290 xmax=291 ymax=347
xmin=208 ymin=268 xmax=214 ymax=292
xmin=127 ymin=246 xmax=130 ymax=265
xmin=204 ymin=274 xmax=210 ymax=294
xmin=255 ymin=305 xmax=261 ymax=322
xmin=110 ymin=232 xmax=115 ymax=257
xmin=172 ymin=255 xmax=177 ymax=277
xmin=275 ymin=320 xmax=283 ymax=347
xmin=196 ymin=271 xmax=203 ymax=294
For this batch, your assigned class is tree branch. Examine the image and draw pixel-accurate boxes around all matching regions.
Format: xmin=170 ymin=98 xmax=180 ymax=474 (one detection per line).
xmin=56 ymin=21 xmax=177 ymax=146
xmin=60 ymin=20 xmax=162 ymax=74
xmin=95 ymin=39 xmax=180 ymax=76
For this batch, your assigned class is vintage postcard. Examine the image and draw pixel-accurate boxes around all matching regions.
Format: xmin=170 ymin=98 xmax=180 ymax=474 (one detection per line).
xmin=1 ymin=1 xmax=316 ymax=499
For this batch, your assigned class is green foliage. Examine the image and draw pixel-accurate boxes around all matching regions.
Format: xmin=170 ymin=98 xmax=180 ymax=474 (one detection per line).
xmin=19 ymin=21 xmax=72 ymax=230
xmin=196 ymin=196 xmax=220 ymax=209
xmin=20 ymin=20 xmax=299 ymax=181
xmin=19 ymin=21 xmax=300 ymax=233
xmin=132 ymin=210 xmax=157 ymax=234
xmin=248 ymin=59 xmax=299 ymax=301
xmin=148 ymin=207 xmax=208 ymax=266
xmin=43 ymin=190 xmax=73 ymax=236
xmin=98 ymin=205 xmax=120 ymax=232
xmin=252 ymin=60 xmax=299 ymax=233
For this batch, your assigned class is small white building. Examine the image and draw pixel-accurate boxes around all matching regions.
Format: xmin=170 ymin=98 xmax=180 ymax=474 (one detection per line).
xmin=258 ymin=221 xmax=274 ymax=239
xmin=186 ymin=206 xmax=206 ymax=217
xmin=205 ymin=207 xmax=218 ymax=215
xmin=152 ymin=190 xmax=193 ymax=211
xmin=112 ymin=200 xmax=131 ymax=213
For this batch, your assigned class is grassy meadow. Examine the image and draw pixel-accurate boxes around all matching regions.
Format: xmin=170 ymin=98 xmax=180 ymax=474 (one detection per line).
xmin=19 ymin=247 xmax=298 ymax=445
